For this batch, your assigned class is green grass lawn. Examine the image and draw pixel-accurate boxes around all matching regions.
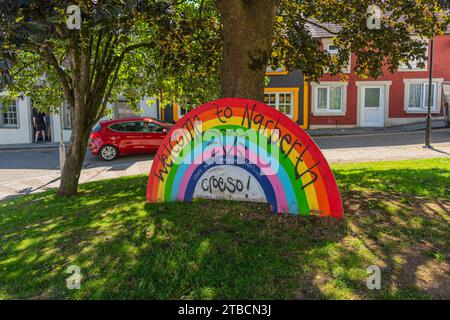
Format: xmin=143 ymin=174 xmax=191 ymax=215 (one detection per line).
xmin=0 ymin=158 xmax=449 ymax=300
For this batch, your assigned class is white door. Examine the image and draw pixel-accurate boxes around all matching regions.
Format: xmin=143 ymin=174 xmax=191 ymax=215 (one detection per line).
xmin=361 ymin=86 xmax=385 ymax=127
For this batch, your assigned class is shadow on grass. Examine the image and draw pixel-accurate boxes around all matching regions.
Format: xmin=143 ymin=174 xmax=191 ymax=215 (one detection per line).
xmin=0 ymin=164 xmax=449 ymax=299
xmin=336 ymin=189 xmax=449 ymax=300
xmin=334 ymin=167 xmax=450 ymax=199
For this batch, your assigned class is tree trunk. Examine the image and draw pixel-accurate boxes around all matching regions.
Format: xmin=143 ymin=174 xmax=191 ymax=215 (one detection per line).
xmin=217 ymin=0 xmax=278 ymax=101
xmin=58 ymin=125 xmax=91 ymax=196
xmin=57 ymin=35 xmax=100 ymax=196
xmin=58 ymin=60 xmax=94 ymax=197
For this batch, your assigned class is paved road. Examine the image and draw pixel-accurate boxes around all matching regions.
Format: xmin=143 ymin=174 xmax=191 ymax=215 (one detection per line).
xmin=0 ymin=148 xmax=153 ymax=201
xmin=1 ymin=129 xmax=449 ymax=200
xmin=315 ymin=128 xmax=450 ymax=149
xmin=0 ymin=148 xmax=152 ymax=182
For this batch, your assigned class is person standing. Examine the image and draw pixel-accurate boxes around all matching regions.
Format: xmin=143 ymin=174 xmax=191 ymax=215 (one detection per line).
xmin=44 ymin=113 xmax=51 ymax=142
xmin=32 ymin=108 xmax=46 ymax=143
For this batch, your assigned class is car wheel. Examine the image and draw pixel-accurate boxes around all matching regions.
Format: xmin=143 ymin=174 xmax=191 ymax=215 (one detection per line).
xmin=99 ymin=145 xmax=119 ymax=161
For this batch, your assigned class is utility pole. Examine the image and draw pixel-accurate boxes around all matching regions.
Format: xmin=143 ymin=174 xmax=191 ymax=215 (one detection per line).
xmin=59 ymin=103 xmax=66 ymax=175
xmin=425 ymin=36 xmax=435 ymax=148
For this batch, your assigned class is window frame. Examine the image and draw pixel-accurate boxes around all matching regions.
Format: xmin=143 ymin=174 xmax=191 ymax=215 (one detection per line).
xmin=321 ymin=38 xmax=351 ymax=74
xmin=404 ymin=79 xmax=442 ymax=113
xmin=263 ymin=91 xmax=295 ymax=118
xmin=311 ymin=82 xmax=347 ymax=116
xmin=326 ymin=44 xmax=340 ymax=55
xmin=0 ymin=100 xmax=19 ymax=129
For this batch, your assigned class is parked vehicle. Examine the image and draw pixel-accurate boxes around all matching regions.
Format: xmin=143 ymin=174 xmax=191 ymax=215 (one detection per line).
xmin=89 ymin=117 xmax=173 ymax=161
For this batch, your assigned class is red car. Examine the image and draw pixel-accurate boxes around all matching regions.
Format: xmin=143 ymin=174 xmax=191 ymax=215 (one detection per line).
xmin=89 ymin=117 xmax=173 ymax=161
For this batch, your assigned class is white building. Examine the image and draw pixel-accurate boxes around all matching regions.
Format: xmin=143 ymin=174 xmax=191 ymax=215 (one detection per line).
xmin=0 ymin=96 xmax=159 ymax=145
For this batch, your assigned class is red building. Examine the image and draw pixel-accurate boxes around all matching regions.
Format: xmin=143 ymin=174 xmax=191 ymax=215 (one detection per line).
xmin=134 ymin=24 xmax=450 ymax=131
xmin=308 ymin=25 xmax=450 ymax=129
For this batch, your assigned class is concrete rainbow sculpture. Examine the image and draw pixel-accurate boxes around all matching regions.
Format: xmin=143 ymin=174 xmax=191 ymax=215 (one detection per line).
xmin=146 ymin=98 xmax=343 ymax=219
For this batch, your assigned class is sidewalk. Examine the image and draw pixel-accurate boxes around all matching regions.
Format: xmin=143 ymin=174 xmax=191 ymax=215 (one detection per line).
xmin=0 ymin=159 xmax=152 ymax=201
xmin=307 ymin=120 xmax=448 ymax=137
xmin=0 ymin=120 xmax=448 ymax=151
xmin=0 ymin=142 xmax=61 ymax=151
xmin=322 ymin=143 xmax=450 ymax=163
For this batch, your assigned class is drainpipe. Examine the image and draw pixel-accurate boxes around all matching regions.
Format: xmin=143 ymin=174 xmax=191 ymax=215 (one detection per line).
xmin=425 ymin=37 xmax=435 ymax=148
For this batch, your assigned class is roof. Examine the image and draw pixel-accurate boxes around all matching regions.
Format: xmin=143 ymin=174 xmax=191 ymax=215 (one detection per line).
xmin=306 ymin=13 xmax=450 ymax=38
xmin=306 ymin=21 xmax=340 ymax=38
xmin=99 ymin=117 xmax=167 ymax=125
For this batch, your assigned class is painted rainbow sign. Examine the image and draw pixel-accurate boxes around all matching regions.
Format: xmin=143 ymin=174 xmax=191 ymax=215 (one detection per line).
xmin=146 ymin=98 xmax=343 ymax=219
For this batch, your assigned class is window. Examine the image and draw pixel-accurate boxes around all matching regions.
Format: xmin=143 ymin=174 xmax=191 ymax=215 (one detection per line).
xmin=399 ymin=41 xmax=428 ymax=71
xmin=139 ymin=121 xmax=165 ymax=133
xmin=313 ymin=85 xmax=345 ymax=114
xmin=266 ymin=67 xmax=287 ymax=75
xmin=364 ymin=88 xmax=381 ymax=108
xmin=0 ymin=100 xmax=19 ymax=128
xmin=322 ymin=39 xmax=351 ymax=74
xmin=115 ymin=99 xmax=138 ymax=119
xmin=265 ymin=93 xmax=277 ymax=107
xmin=406 ymin=82 xmax=438 ymax=111
xmin=264 ymin=92 xmax=294 ymax=117
xmin=179 ymin=106 xmax=188 ymax=117
xmin=178 ymin=103 xmax=193 ymax=119
xmin=109 ymin=122 xmax=139 ymax=132
xmin=326 ymin=44 xmax=340 ymax=55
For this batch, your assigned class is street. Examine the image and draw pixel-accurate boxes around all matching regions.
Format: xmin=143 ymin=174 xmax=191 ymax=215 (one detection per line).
xmin=1 ymin=128 xmax=449 ymax=200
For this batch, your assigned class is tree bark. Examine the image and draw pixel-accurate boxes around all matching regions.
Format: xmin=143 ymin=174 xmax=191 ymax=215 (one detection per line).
xmin=58 ymin=124 xmax=91 ymax=196
xmin=216 ymin=0 xmax=278 ymax=101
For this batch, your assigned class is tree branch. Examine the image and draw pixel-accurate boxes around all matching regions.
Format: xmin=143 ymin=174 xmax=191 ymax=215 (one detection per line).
xmin=11 ymin=57 xmax=41 ymax=77
xmin=89 ymin=34 xmax=103 ymax=93
xmin=296 ymin=17 xmax=340 ymax=36
xmin=38 ymin=44 xmax=74 ymax=107
xmin=122 ymin=42 xmax=155 ymax=55
xmin=89 ymin=41 xmax=155 ymax=125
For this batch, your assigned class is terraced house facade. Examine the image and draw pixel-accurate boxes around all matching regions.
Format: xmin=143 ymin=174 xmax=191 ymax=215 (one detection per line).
xmin=307 ymin=24 xmax=450 ymax=129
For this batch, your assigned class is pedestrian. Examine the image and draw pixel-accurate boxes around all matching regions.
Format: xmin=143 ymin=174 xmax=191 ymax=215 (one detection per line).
xmin=44 ymin=113 xmax=51 ymax=141
xmin=33 ymin=108 xmax=46 ymax=143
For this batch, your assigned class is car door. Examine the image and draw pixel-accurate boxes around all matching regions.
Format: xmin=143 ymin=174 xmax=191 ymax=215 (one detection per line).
xmin=133 ymin=121 xmax=152 ymax=153
xmin=108 ymin=122 xmax=140 ymax=154
xmin=141 ymin=121 xmax=168 ymax=151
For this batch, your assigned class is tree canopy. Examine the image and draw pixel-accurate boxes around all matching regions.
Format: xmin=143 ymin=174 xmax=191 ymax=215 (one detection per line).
xmin=271 ymin=0 xmax=450 ymax=81
xmin=2 ymin=1 xmax=449 ymax=109
xmin=0 ymin=0 xmax=223 ymax=195
xmin=0 ymin=0 xmax=221 ymax=112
